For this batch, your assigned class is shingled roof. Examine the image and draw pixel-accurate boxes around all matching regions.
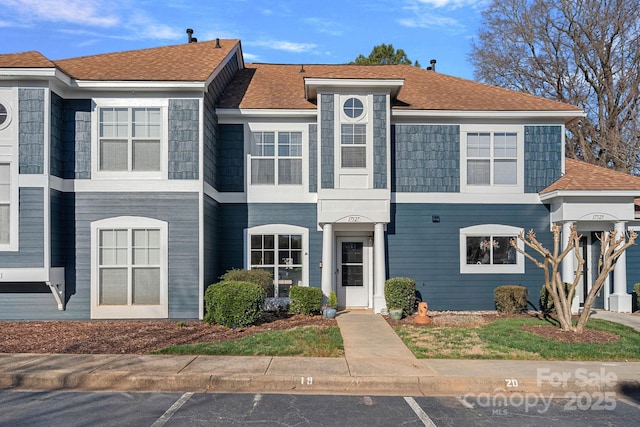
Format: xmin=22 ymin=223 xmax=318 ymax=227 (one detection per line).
xmin=217 ymin=63 xmax=583 ymax=112
xmin=541 ymin=158 xmax=640 ymax=193
xmin=1 ymin=40 xmax=241 ymax=82
xmin=0 ymin=51 xmax=55 ymax=68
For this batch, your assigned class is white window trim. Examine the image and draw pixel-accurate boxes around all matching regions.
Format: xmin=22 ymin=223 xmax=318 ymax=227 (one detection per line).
xmin=90 ymin=216 xmax=168 ymax=319
xmin=91 ymin=98 xmax=169 ymax=180
xmin=0 ymin=90 xmax=19 ymax=252
xmin=244 ymin=224 xmax=309 ymax=296
xmin=245 ymin=123 xmax=308 ymax=196
xmin=334 ymin=93 xmax=374 ymax=188
xmin=460 ymin=224 xmax=525 ymax=274
xmin=460 ymin=124 xmax=524 ymax=194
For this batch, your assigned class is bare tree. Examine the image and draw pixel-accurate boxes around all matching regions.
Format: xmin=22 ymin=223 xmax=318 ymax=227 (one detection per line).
xmin=471 ymin=0 xmax=640 ymax=174
xmin=512 ymin=224 xmax=636 ymax=333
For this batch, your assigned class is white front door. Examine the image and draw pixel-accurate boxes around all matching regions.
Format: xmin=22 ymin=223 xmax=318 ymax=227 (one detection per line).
xmin=336 ymin=237 xmax=369 ymax=308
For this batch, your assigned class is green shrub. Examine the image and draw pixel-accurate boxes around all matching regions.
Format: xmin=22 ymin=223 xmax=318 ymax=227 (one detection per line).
xmin=494 ymin=285 xmax=528 ymax=313
xmin=221 ymin=268 xmax=274 ymax=297
xmin=540 ymin=282 xmax=573 ymax=314
xmin=288 ymin=286 xmax=323 ymax=315
xmin=384 ymin=277 xmax=416 ymax=316
xmin=327 ymin=291 xmax=338 ymax=308
xmin=634 ymin=283 xmax=640 ymax=312
xmin=204 ymin=280 xmax=265 ymax=327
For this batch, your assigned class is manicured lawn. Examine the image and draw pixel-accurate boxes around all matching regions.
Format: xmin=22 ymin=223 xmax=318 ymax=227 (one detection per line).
xmin=152 ymin=326 xmax=343 ymax=357
xmin=395 ymin=317 xmax=640 ymax=360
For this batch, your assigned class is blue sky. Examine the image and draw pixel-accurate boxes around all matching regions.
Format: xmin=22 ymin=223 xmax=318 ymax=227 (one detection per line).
xmin=0 ymin=0 xmax=490 ymax=80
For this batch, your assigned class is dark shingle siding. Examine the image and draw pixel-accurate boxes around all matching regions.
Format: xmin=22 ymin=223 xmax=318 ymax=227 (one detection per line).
xmin=309 ymin=124 xmax=317 ymax=193
xmin=524 ymin=125 xmax=562 ymax=193
xmin=218 ymin=124 xmax=244 ymax=191
xmin=373 ymin=95 xmax=387 ymax=189
xmin=320 ymin=94 xmax=334 ymax=189
xmin=18 ymin=88 xmax=45 ymax=174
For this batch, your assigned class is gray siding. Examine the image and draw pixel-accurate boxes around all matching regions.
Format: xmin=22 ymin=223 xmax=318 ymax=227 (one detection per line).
xmin=628 ymin=244 xmax=640 ymax=302
xmin=217 ymin=124 xmax=244 ymax=192
xmin=0 ymin=188 xmax=45 ymax=268
xmin=217 ymin=204 xmax=248 ymax=276
xmin=204 ymin=52 xmax=241 ymax=188
xmin=320 ymin=94 xmax=334 ymax=189
xmin=393 ymin=125 xmax=460 ymax=192
xmin=386 ymin=203 xmax=552 ymax=310
xmin=373 ymin=94 xmax=387 ymax=189
xmin=63 ymin=99 xmax=92 ymax=179
xmin=168 ymin=99 xmax=199 ymax=180
xmin=309 ymin=124 xmax=318 ymax=193
xmin=18 ymin=88 xmax=45 ymax=174
xmin=524 ymin=125 xmax=563 ymax=193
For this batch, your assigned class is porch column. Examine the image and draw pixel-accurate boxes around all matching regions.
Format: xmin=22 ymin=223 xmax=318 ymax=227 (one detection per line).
xmin=374 ymin=223 xmax=386 ymax=313
xmin=610 ymin=221 xmax=632 ymax=312
xmin=321 ymin=223 xmax=333 ymax=298
xmin=561 ymin=221 xmax=579 ymax=314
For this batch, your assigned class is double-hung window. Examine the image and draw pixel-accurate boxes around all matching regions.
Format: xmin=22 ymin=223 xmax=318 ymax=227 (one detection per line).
xmin=99 ymin=107 xmax=161 ymax=172
xmin=461 ymin=126 xmax=523 ymax=193
xmin=250 ymin=131 xmax=302 ymax=185
xmin=340 ymin=96 xmax=367 ymax=169
xmin=0 ymin=163 xmax=10 ymax=245
xmin=91 ymin=217 xmax=168 ymax=318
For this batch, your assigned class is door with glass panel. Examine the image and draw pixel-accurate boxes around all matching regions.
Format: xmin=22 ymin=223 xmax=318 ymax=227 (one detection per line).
xmin=336 ymin=237 xmax=369 ymax=307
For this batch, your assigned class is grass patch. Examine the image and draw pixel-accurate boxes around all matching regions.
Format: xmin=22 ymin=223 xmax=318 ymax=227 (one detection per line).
xmin=152 ymin=326 xmax=343 ymax=357
xmin=396 ymin=317 xmax=640 ymax=360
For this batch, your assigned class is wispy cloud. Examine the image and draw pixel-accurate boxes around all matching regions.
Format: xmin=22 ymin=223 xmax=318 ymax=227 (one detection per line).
xmin=247 ymin=39 xmax=317 ymax=53
xmin=304 ymin=18 xmax=344 ymax=37
xmin=0 ymin=0 xmax=119 ymax=27
xmin=398 ymin=0 xmax=485 ymax=31
xmin=243 ymin=52 xmax=261 ymax=62
xmin=414 ymin=0 xmax=487 ymax=9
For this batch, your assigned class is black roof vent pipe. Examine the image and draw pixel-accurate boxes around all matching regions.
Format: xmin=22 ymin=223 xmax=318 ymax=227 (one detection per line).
xmin=215 ymin=38 xmax=221 ymax=48
xmin=186 ymin=28 xmax=197 ymax=43
xmin=428 ymin=59 xmax=436 ymax=71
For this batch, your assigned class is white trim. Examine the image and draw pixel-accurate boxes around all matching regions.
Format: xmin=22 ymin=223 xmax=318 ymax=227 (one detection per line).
xmin=0 ymin=268 xmax=48 ymax=281
xmin=540 ymin=190 xmax=640 ymax=201
xmin=49 ymin=177 xmax=200 ymax=193
xmin=91 ymin=99 xmax=169 ymax=180
xmin=460 ymin=124 xmax=524 ymax=194
xmin=74 ymin=81 xmax=205 ymax=90
xmin=198 ymin=97 xmax=205 ymax=320
xmin=459 ymin=224 xmax=525 ymax=274
xmin=90 ymin=216 xmax=169 ymax=319
xmin=304 ymin=78 xmax=404 ymax=100
xmin=245 ymin=224 xmax=310 ymax=296
xmin=392 ymin=192 xmax=541 ymax=204
xmin=0 ymin=87 xmax=19 ymax=251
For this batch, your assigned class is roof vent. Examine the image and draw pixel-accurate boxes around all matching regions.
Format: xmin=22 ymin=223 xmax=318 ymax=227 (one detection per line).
xmin=186 ymin=28 xmax=197 ymax=43
xmin=215 ymin=38 xmax=221 ymax=48
xmin=427 ymin=59 xmax=436 ymax=71
xmin=300 ymin=64 xmax=305 ymax=73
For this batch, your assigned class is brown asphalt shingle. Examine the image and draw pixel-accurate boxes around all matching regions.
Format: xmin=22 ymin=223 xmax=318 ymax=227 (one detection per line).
xmin=542 ymin=158 xmax=640 ymax=193
xmin=0 ymin=51 xmax=55 ymax=68
xmin=217 ymin=63 xmax=582 ymax=112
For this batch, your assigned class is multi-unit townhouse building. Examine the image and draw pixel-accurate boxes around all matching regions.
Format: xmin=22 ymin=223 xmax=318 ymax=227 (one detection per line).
xmin=0 ymin=39 xmax=638 ymax=320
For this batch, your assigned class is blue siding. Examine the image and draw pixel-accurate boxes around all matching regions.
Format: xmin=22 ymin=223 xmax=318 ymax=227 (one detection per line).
xmin=524 ymin=126 xmax=563 ymax=193
xmin=63 ymin=99 xmax=92 ymax=179
xmin=70 ymin=193 xmax=200 ymax=319
xmin=204 ymin=195 xmax=220 ymax=287
xmin=373 ymin=94 xmax=387 ymax=189
xmin=168 ymin=99 xmax=199 ymax=180
xmin=392 ymin=125 xmax=460 ymax=192
xmin=218 ymin=124 xmax=244 ymax=192
xmin=627 ymin=244 xmax=640 ymax=298
xmin=0 ymin=188 xmax=45 ymax=268
xmin=217 ymin=204 xmax=248 ymax=276
xmin=18 ymin=88 xmax=45 ymax=174
xmin=387 ymin=203 xmax=552 ymax=310
xmin=309 ymin=124 xmax=317 ymax=193
xmin=50 ymin=92 xmax=64 ymax=178
xmin=320 ymin=94 xmax=334 ymax=189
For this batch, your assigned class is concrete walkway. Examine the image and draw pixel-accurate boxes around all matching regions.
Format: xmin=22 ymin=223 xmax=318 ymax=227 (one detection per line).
xmin=591 ymin=310 xmax=640 ymax=332
xmin=1 ymin=311 xmax=640 ymax=396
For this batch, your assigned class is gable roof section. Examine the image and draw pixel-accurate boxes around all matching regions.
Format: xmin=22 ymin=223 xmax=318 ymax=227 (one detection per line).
xmin=541 ymin=158 xmax=640 ymax=193
xmin=217 ymin=63 xmax=583 ymax=112
xmin=51 ymin=39 xmax=240 ymax=82
xmin=0 ymin=51 xmax=55 ymax=68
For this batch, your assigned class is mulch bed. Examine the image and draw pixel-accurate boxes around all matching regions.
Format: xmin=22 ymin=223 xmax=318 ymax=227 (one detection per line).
xmin=0 ymin=312 xmax=335 ymax=355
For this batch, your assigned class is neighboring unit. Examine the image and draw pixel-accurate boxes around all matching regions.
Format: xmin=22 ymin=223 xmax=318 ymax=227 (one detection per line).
xmin=0 ymin=39 xmax=638 ymax=319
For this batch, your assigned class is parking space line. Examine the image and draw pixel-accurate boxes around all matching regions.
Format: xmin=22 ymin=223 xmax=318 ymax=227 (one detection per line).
xmin=150 ymin=392 xmax=194 ymax=427
xmin=404 ymin=396 xmax=437 ymax=427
